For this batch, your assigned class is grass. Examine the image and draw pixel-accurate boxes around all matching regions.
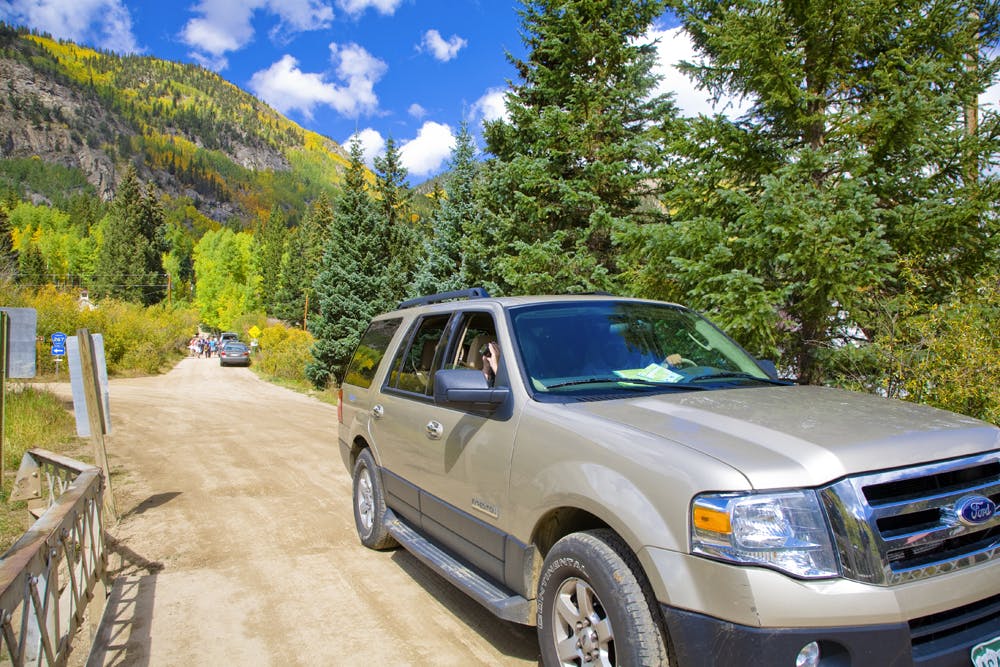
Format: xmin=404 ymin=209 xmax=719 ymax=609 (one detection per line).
xmin=0 ymin=383 xmax=85 ymax=552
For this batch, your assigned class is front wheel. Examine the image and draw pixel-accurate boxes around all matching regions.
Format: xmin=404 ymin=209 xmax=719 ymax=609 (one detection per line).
xmin=352 ymin=449 xmax=397 ymax=550
xmin=537 ymin=529 xmax=669 ymax=666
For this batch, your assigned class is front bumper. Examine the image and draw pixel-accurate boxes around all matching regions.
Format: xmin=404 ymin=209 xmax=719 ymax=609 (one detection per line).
xmin=661 ymin=595 xmax=1000 ymax=667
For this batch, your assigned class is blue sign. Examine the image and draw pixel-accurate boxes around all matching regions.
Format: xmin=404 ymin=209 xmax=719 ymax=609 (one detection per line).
xmin=51 ymin=345 xmax=66 ymax=357
xmin=51 ymin=332 xmax=68 ymax=344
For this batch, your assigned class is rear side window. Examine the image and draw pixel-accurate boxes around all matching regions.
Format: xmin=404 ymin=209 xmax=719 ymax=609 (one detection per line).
xmin=343 ymin=318 xmax=402 ymax=388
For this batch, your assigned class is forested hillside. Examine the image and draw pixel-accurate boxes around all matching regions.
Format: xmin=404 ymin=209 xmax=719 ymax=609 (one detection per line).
xmin=0 ymin=23 xmax=350 ymax=224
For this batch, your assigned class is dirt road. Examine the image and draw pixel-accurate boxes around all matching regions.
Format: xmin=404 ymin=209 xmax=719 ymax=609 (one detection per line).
xmin=55 ymin=356 xmax=539 ymax=666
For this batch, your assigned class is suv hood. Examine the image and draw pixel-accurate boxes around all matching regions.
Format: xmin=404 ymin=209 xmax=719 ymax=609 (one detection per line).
xmin=576 ymin=385 xmax=1000 ymax=489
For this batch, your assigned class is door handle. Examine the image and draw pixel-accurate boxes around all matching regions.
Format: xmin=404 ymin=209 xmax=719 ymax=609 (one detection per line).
xmin=371 ymin=404 xmax=384 ymax=419
xmin=426 ymin=420 xmax=443 ymax=440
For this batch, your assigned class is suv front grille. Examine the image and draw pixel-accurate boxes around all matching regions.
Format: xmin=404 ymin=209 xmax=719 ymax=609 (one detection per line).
xmin=909 ymin=592 xmax=1000 ymax=660
xmin=820 ymin=452 xmax=1000 ymax=585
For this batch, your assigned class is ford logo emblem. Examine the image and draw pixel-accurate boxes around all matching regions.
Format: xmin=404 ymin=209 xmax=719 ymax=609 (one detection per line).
xmin=956 ymin=495 xmax=997 ymax=526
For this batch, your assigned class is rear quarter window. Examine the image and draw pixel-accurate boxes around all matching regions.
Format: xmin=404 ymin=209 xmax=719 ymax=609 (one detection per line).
xmin=343 ymin=318 xmax=402 ymax=388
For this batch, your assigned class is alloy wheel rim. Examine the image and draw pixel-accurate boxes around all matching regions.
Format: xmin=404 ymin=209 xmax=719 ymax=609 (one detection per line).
xmin=550 ymin=576 xmax=614 ymax=666
xmin=356 ymin=467 xmax=374 ymax=534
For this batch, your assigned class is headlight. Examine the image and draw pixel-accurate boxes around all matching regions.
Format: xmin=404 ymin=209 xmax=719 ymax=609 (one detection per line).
xmin=691 ymin=490 xmax=839 ymax=578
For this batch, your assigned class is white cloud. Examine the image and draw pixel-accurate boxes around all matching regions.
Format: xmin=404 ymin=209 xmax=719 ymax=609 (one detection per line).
xmin=344 ymin=128 xmax=386 ymax=168
xmin=646 ymin=26 xmax=751 ymax=119
xmin=181 ymin=0 xmax=333 ymax=69
xmin=470 ymin=87 xmax=509 ymax=126
xmin=400 ymin=121 xmax=455 ymax=177
xmin=336 ymin=0 xmax=402 ymax=17
xmin=0 ymin=0 xmax=140 ymax=53
xmin=420 ymin=29 xmax=467 ymax=62
xmin=345 ymin=122 xmax=455 ymax=178
xmin=408 ymin=103 xmax=427 ymax=119
xmin=249 ymin=43 xmax=386 ymax=118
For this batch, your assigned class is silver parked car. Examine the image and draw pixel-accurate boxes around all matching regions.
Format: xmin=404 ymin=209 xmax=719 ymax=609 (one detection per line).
xmin=219 ymin=341 xmax=250 ymax=367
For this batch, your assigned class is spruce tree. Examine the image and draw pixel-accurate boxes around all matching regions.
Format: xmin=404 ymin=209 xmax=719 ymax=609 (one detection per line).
xmin=254 ymin=206 xmax=287 ymax=314
xmin=18 ymin=242 xmax=46 ymax=286
xmin=480 ymin=0 xmax=674 ymax=294
xmin=307 ymin=139 xmax=394 ymax=388
xmin=373 ymin=137 xmax=419 ymax=302
xmin=626 ymin=0 xmax=1000 ymax=383
xmin=273 ymin=226 xmax=309 ymax=326
xmin=91 ymin=166 xmax=167 ymax=305
xmin=411 ymin=123 xmax=491 ymax=296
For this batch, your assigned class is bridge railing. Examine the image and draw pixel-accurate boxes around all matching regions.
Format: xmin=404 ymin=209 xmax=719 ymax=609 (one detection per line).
xmin=0 ymin=449 xmax=108 ymax=665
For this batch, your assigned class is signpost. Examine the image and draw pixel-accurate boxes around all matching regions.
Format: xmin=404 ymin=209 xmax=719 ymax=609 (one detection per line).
xmin=51 ymin=331 xmax=66 ymax=378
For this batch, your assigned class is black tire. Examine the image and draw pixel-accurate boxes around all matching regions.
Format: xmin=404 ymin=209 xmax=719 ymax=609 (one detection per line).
xmin=537 ymin=529 xmax=669 ymax=666
xmin=352 ymin=449 xmax=397 ymax=550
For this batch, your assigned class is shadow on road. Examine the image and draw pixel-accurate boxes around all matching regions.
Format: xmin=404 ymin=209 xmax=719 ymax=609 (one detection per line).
xmin=390 ymin=549 xmax=542 ymax=664
xmin=85 ymin=529 xmax=170 ymax=666
xmin=86 ymin=575 xmax=156 ymax=667
xmin=120 ymin=492 xmax=182 ymax=520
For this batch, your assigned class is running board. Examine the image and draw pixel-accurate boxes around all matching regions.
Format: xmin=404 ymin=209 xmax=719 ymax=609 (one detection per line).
xmin=384 ymin=509 xmax=533 ymax=624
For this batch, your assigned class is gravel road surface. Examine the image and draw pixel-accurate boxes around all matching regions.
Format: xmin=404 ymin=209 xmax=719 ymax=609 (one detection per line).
xmin=53 ymin=356 xmax=539 ymax=666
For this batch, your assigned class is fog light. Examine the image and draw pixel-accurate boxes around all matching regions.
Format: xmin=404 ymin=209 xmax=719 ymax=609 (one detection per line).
xmin=795 ymin=641 xmax=820 ymax=667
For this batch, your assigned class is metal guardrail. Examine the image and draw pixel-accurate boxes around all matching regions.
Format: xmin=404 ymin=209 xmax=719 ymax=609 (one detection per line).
xmin=0 ymin=449 xmax=108 ymax=666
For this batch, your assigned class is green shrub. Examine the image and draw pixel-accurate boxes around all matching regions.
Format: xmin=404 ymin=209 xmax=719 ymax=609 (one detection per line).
xmin=255 ymin=323 xmax=315 ymax=383
xmin=0 ymin=282 xmax=199 ymax=376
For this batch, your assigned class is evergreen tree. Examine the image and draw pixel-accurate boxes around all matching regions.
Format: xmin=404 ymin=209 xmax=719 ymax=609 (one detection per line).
xmin=17 ymin=242 xmax=46 ymax=285
xmin=411 ymin=123 xmax=490 ymax=296
xmin=307 ymin=139 xmax=394 ymax=388
xmin=254 ymin=206 xmax=287 ymax=314
xmin=273 ymin=195 xmax=335 ymax=326
xmin=626 ymin=0 xmax=1000 ymax=383
xmin=91 ymin=166 xmax=167 ymax=305
xmin=273 ymin=226 xmax=309 ymax=326
xmin=0 ymin=204 xmax=13 ymax=278
xmin=480 ymin=0 xmax=675 ymax=294
xmin=373 ymin=137 xmax=420 ymax=302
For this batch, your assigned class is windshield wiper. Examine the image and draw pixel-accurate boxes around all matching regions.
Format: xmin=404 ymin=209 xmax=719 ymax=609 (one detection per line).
xmin=688 ymin=372 xmax=792 ymax=386
xmin=544 ymin=377 xmax=707 ymax=390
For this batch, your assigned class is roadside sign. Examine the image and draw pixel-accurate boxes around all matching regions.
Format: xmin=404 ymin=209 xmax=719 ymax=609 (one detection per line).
xmin=52 ymin=331 xmax=68 ymax=345
xmin=51 ymin=344 xmax=66 ymax=357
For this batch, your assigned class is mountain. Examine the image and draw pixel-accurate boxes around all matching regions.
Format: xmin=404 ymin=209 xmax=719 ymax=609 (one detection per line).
xmin=0 ymin=24 xmax=352 ymax=225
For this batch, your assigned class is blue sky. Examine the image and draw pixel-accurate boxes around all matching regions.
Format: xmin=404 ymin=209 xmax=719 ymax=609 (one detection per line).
xmin=1 ymin=0 xmax=997 ymax=182
xmin=0 ymin=0 xmax=732 ymax=181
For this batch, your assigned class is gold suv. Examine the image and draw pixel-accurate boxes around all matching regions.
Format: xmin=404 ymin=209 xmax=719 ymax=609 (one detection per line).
xmin=339 ymin=289 xmax=1000 ymax=667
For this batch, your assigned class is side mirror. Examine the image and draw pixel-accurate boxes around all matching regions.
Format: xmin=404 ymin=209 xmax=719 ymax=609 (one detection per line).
xmin=434 ymin=369 xmax=509 ymax=412
xmin=756 ymin=359 xmax=779 ymax=380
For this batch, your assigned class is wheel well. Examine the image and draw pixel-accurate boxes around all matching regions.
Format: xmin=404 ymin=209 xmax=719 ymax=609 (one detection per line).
xmin=350 ymin=436 xmax=369 ymax=470
xmin=531 ymin=507 xmax=610 ymax=557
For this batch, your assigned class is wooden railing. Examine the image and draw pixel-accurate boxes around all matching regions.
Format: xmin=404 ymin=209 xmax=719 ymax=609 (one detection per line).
xmin=0 ymin=449 xmax=108 ymax=665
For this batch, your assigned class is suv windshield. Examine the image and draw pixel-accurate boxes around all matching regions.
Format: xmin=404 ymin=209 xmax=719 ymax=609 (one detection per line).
xmin=510 ymin=301 xmax=775 ymax=394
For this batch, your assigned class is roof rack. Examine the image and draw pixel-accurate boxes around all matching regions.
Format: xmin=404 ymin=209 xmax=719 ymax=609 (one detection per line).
xmin=397 ymin=287 xmax=491 ymax=310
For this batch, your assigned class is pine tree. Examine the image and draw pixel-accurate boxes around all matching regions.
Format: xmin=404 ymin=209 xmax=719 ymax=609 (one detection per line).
xmin=91 ymin=166 xmax=167 ymax=305
xmin=17 ymin=242 xmax=46 ymax=285
xmin=480 ymin=0 xmax=674 ymax=294
xmin=411 ymin=123 xmax=490 ymax=296
xmin=373 ymin=137 xmax=419 ymax=302
xmin=307 ymin=139 xmax=394 ymax=388
xmin=273 ymin=226 xmax=309 ymax=326
xmin=254 ymin=206 xmax=287 ymax=314
xmin=626 ymin=0 xmax=1000 ymax=383
xmin=0 ymin=204 xmax=13 ymax=277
